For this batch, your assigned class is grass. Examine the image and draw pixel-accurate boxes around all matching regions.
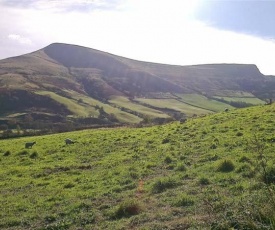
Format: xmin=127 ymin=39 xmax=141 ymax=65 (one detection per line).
xmin=135 ymin=98 xmax=213 ymax=116
xmin=35 ymin=91 xmax=90 ymax=117
xmin=0 ymin=104 xmax=275 ymax=229
xmin=175 ymin=93 xmax=234 ymax=112
xmin=214 ymin=96 xmax=265 ymax=105
xmin=35 ymin=90 xmax=142 ymax=123
xmin=212 ymin=90 xmax=256 ymax=97
xmin=63 ymin=90 xmax=143 ymax=123
xmin=109 ymin=96 xmax=170 ymax=118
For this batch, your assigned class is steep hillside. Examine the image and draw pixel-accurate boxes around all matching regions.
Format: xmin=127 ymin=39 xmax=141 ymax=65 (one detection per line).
xmin=1 ymin=43 xmax=274 ymax=129
xmin=1 ymin=104 xmax=275 ymax=229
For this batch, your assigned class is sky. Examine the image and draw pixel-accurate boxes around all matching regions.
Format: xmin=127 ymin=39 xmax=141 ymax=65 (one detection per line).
xmin=0 ymin=0 xmax=275 ymax=75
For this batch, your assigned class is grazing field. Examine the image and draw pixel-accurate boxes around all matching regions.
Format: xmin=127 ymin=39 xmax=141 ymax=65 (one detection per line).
xmin=213 ymin=96 xmax=265 ymax=105
xmin=212 ymin=90 xmax=258 ymax=97
xmin=35 ymin=91 xmax=142 ymax=123
xmin=1 ymin=104 xmax=275 ymax=229
xmin=35 ymin=91 xmax=90 ymax=117
xmin=109 ymin=96 xmax=170 ymax=118
xmin=135 ymin=98 xmax=213 ymax=116
xmin=175 ymin=94 xmax=233 ymax=112
xmin=63 ymin=91 xmax=142 ymax=123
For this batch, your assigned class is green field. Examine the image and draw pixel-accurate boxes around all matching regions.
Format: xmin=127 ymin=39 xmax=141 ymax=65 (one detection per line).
xmin=36 ymin=91 xmax=91 ymax=117
xmin=135 ymin=98 xmax=213 ymax=116
xmin=1 ymin=104 xmax=275 ymax=229
xmin=35 ymin=91 xmax=142 ymax=123
xmin=214 ymin=96 xmax=265 ymax=105
xmin=175 ymin=94 xmax=234 ymax=112
xmin=109 ymin=96 xmax=170 ymax=118
xmin=212 ymin=90 xmax=258 ymax=97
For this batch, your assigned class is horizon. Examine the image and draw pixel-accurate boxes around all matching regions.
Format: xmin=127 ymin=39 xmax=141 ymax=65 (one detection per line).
xmin=1 ymin=0 xmax=275 ymax=75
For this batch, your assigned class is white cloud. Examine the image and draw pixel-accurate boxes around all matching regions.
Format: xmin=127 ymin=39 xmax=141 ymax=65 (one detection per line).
xmin=0 ymin=0 xmax=122 ymax=12
xmin=8 ymin=34 xmax=32 ymax=45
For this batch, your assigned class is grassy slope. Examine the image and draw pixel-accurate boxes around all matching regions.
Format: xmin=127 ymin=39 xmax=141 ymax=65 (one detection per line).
xmin=135 ymin=98 xmax=213 ymax=116
xmin=1 ymin=104 xmax=275 ymax=229
xmin=214 ymin=96 xmax=265 ymax=105
xmin=175 ymin=94 xmax=234 ymax=112
xmin=34 ymin=91 xmax=142 ymax=123
xmin=35 ymin=91 xmax=90 ymax=117
xmin=109 ymin=96 xmax=170 ymax=118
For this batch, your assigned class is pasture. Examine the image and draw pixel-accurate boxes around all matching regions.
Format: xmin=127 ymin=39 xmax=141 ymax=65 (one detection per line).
xmin=109 ymin=96 xmax=170 ymax=118
xmin=175 ymin=94 xmax=233 ymax=112
xmin=1 ymin=104 xmax=275 ymax=229
xmin=213 ymin=96 xmax=265 ymax=105
xmin=135 ymin=98 xmax=213 ymax=116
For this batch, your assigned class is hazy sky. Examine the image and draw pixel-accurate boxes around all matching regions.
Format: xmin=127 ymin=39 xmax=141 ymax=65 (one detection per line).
xmin=1 ymin=0 xmax=275 ymax=75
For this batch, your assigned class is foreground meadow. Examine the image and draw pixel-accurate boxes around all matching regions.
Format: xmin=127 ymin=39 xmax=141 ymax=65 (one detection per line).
xmin=1 ymin=104 xmax=275 ymax=229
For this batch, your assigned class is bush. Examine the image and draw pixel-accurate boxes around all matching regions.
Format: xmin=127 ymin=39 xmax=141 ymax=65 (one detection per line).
xmin=30 ymin=151 xmax=38 ymax=159
xmin=162 ymin=138 xmax=170 ymax=144
xmin=3 ymin=150 xmax=11 ymax=156
xmin=236 ymin=164 xmax=255 ymax=178
xmin=18 ymin=150 xmax=28 ymax=156
xmin=173 ymin=194 xmax=194 ymax=207
xmin=236 ymin=132 xmax=243 ymax=137
xmin=111 ymin=199 xmax=142 ymax=219
xmin=151 ymin=177 xmax=177 ymax=193
xmin=164 ymin=155 xmax=172 ymax=164
xmin=198 ymin=177 xmax=210 ymax=185
xmin=76 ymin=212 xmax=96 ymax=226
xmin=262 ymin=166 xmax=275 ymax=184
xmin=217 ymin=159 xmax=235 ymax=172
xmin=239 ymin=156 xmax=252 ymax=163
xmin=64 ymin=183 xmax=75 ymax=189
xmin=210 ymin=144 xmax=217 ymax=149
xmin=176 ymin=163 xmax=186 ymax=172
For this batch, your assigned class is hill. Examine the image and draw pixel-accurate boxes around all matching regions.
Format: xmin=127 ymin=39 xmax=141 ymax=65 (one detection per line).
xmin=0 ymin=104 xmax=275 ymax=229
xmin=1 ymin=43 xmax=275 ymax=131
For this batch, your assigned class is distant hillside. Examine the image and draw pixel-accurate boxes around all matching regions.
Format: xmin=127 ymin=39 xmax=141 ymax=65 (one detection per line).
xmin=0 ymin=43 xmax=274 ymax=130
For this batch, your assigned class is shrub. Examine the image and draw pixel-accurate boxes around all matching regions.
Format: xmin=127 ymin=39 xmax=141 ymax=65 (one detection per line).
xmin=176 ymin=163 xmax=186 ymax=172
xmin=18 ymin=150 xmax=28 ymax=156
xmin=164 ymin=156 xmax=172 ymax=164
xmin=162 ymin=138 xmax=170 ymax=144
xmin=75 ymin=212 xmax=96 ymax=226
xmin=262 ymin=166 xmax=275 ymax=184
xmin=210 ymin=144 xmax=217 ymax=149
xmin=209 ymin=154 xmax=219 ymax=161
xmin=111 ymin=199 xmax=142 ymax=219
xmin=239 ymin=156 xmax=252 ymax=163
xmin=166 ymin=164 xmax=174 ymax=170
xmin=64 ymin=183 xmax=75 ymax=189
xmin=236 ymin=132 xmax=243 ymax=137
xmin=236 ymin=164 xmax=255 ymax=178
xmin=30 ymin=151 xmax=38 ymax=159
xmin=3 ymin=150 xmax=11 ymax=156
xmin=44 ymin=215 xmax=57 ymax=223
xmin=151 ymin=177 xmax=177 ymax=193
xmin=217 ymin=159 xmax=235 ymax=172
xmin=173 ymin=194 xmax=194 ymax=207
xmin=198 ymin=177 xmax=210 ymax=185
